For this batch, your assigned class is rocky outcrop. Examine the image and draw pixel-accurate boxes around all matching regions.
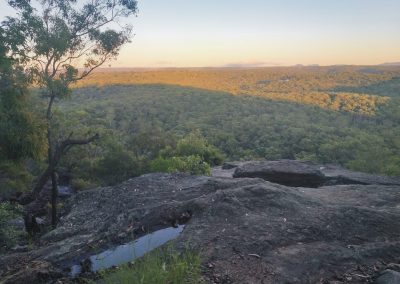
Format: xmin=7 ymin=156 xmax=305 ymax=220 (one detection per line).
xmin=232 ymin=160 xmax=326 ymax=187
xmin=1 ymin=161 xmax=400 ymax=283
xmin=231 ymin=160 xmax=400 ymax=187
xmin=375 ymin=270 xmax=400 ymax=284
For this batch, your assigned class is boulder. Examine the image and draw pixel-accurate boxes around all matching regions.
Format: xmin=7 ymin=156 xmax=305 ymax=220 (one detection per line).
xmin=231 ymin=160 xmax=400 ymax=187
xmin=233 ymin=160 xmax=326 ymax=187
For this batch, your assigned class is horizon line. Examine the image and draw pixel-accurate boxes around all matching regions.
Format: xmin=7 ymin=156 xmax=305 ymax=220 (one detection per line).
xmin=93 ymin=62 xmax=400 ymax=70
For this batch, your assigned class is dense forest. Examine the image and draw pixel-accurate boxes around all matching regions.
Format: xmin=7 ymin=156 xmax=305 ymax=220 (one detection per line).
xmin=76 ymin=66 xmax=400 ymax=115
xmin=1 ymin=67 xmax=400 ymax=200
xmin=45 ymin=71 xmax=400 ymax=186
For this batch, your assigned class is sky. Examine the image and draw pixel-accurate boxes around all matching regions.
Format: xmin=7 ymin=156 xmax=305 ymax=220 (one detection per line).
xmin=1 ymin=0 xmax=399 ymax=67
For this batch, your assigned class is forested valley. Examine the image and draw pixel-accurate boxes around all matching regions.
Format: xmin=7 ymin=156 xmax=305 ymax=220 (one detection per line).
xmin=2 ymin=67 xmax=400 ymax=205
xmin=2 ymin=67 xmax=400 ymax=200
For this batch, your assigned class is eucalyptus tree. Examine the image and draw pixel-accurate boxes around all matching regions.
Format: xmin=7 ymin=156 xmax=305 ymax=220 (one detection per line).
xmin=0 ymin=28 xmax=46 ymax=161
xmin=1 ymin=0 xmax=137 ymax=229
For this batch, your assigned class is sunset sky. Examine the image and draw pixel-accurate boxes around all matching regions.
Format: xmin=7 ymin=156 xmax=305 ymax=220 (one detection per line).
xmin=1 ymin=0 xmax=399 ymax=67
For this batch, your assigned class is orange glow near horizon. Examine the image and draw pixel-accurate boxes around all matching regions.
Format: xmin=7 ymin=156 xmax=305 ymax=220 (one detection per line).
xmin=1 ymin=0 xmax=399 ymax=67
xmin=109 ymin=0 xmax=400 ymax=68
xmin=115 ymin=36 xmax=400 ymax=68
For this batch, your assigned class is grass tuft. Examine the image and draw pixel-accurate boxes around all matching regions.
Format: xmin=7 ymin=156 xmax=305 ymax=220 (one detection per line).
xmin=95 ymin=246 xmax=202 ymax=284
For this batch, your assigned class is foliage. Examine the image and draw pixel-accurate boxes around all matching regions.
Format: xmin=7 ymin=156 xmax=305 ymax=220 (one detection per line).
xmin=333 ymin=77 xmax=400 ymax=98
xmin=74 ymin=67 xmax=400 ymax=115
xmin=3 ymin=68 xmax=396 ymax=194
xmin=0 ymin=30 xmax=46 ymax=161
xmin=1 ymin=0 xmax=138 ymax=211
xmin=147 ymin=132 xmax=221 ymax=176
xmin=3 ymin=0 xmax=137 ymax=91
xmin=95 ymin=143 xmax=141 ymax=185
xmin=0 ymin=28 xmax=45 ymax=199
xmin=0 ymin=161 xmax=36 ymax=199
xmin=0 ymin=202 xmax=23 ymax=252
xmin=96 ymin=247 xmax=202 ymax=284
xmin=57 ymin=130 xmax=218 ymax=185
xmin=149 ymin=155 xmax=211 ymax=176
xmin=162 ymin=132 xmax=224 ymax=166
xmin=55 ymin=82 xmax=400 ymax=178
xmin=127 ymin=127 xmax=177 ymax=160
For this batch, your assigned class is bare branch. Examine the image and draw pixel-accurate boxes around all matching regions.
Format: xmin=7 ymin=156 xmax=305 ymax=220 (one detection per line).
xmin=55 ymin=43 xmax=96 ymax=70
xmin=60 ymin=133 xmax=99 ymax=154
xmin=31 ymin=133 xmax=99 ymax=198
xmin=44 ymin=53 xmax=55 ymax=76
xmin=75 ymin=54 xmax=111 ymax=81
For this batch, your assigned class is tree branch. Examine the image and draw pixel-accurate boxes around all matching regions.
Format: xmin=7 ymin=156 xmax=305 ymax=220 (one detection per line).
xmin=46 ymin=94 xmax=55 ymax=120
xmin=55 ymin=43 xmax=96 ymax=71
xmin=59 ymin=133 xmax=99 ymax=153
xmin=75 ymin=54 xmax=110 ymax=81
xmin=31 ymin=133 xmax=99 ymax=198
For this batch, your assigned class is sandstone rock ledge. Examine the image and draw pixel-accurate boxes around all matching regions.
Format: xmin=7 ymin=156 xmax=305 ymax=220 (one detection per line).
xmin=1 ymin=160 xmax=400 ymax=283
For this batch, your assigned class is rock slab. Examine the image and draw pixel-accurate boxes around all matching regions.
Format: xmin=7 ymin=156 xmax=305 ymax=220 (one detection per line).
xmin=375 ymin=270 xmax=400 ymax=284
xmin=231 ymin=160 xmax=400 ymax=187
xmin=1 ymin=161 xmax=400 ymax=283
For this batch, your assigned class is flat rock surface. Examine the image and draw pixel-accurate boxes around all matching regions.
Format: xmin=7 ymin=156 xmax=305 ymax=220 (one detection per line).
xmin=231 ymin=160 xmax=400 ymax=187
xmin=1 ymin=161 xmax=400 ymax=283
xmin=375 ymin=270 xmax=400 ymax=284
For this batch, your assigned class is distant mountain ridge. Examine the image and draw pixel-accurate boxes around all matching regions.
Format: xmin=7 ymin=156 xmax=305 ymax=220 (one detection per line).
xmin=379 ymin=62 xmax=400 ymax=66
xmin=90 ymin=63 xmax=400 ymax=70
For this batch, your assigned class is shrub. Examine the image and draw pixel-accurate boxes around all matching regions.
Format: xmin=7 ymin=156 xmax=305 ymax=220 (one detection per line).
xmin=162 ymin=132 xmax=224 ymax=166
xmin=149 ymin=155 xmax=211 ymax=176
xmin=0 ymin=161 xmax=35 ymax=200
xmin=96 ymin=147 xmax=141 ymax=185
xmin=0 ymin=203 xmax=22 ymax=252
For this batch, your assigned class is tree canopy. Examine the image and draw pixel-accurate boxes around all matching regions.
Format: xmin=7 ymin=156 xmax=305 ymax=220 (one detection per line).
xmin=1 ymin=0 xmax=138 ymax=230
xmin=0 ymin=26 xmax=46 ymax=160
xmin=2 ymin=0 xmax=137 ymax=89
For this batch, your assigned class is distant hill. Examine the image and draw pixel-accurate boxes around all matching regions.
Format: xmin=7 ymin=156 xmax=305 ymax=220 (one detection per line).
xmin=379 ymin=62 xmax=400 ymax=66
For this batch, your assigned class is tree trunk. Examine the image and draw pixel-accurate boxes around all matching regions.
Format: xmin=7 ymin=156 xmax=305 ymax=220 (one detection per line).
xmin=51 ymin=171 xmax=57 ymax=228
xmin=32 ymin=166 xmax=54 ymax=198
xmin=30 ymin=94 xmax=56 ymax=199
xmin=31 ymin=133 xmax=100 ymax=198
xmin=25 ymin=133 xmax=99 ymax=234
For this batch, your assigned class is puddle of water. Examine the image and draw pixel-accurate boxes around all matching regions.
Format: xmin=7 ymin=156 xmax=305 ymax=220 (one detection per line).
xmin=70 ymin=225 xmax=185 ymax=276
